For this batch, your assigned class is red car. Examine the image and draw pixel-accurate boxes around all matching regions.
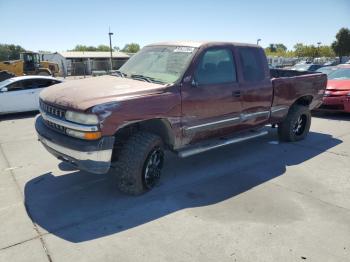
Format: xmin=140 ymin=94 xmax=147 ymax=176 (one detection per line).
xmin=322 ymin=65 xmax=350 ymax=112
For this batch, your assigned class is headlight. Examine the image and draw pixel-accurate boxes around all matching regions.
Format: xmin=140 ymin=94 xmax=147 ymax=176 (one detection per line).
xmin=65 ymin=110 xmax=99 ymax=125
xmin=66 ymin=128 xmax=101 ymax=140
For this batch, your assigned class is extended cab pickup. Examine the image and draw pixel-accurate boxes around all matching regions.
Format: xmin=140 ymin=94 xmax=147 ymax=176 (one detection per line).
xmin=35 ymin=41 xmax=327 ymax=195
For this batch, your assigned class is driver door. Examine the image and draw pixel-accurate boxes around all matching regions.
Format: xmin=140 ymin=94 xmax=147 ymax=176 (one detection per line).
xmin=181 ymin=46 xmax=242 ymax=143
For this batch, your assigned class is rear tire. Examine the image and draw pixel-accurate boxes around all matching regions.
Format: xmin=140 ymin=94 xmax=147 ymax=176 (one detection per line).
xmin=278 ymin=105 xmax=311 ymax=142
xmin=113 ymin=132 xmax=164 ymax=195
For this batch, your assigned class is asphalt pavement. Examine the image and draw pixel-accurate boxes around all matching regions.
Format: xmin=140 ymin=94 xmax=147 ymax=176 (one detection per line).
xmin=0 ymin=111 xmax=349 ymax=262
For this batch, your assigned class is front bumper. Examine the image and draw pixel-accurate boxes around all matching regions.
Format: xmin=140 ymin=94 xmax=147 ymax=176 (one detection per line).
xmin=320 ymin=96 xmax=350 ymax=112
xmin=35 ymin=115 xmax=115 ymax=174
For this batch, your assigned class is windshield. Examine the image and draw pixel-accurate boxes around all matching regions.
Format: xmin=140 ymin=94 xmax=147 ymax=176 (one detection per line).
xmin=317 ymin=66 xmax=337 ymax=75
xmin=0 ymin=78 xmax=15 ymax=88
xmin=119 ymin=45 xmax=197 ymax=84
xmin=328 ymin=68 xmax=350 ymax=80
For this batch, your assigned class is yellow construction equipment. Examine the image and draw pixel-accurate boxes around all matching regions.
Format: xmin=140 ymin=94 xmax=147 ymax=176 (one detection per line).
xmin=0 ymin=51 xmax=60 ymax=77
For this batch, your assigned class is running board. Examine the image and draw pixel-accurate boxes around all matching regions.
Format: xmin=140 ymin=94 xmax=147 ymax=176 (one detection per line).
xmin=177 ymin=130 xmax=269 ymax=158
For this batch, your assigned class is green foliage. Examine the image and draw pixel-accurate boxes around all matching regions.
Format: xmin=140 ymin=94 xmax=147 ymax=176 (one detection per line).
xmin=0 ymin=44 xmax=26 ymax=61
xmin=264 ymin=48 xmax=295 ymax=58
xmin=96 ymin=45 xmax=111 ymax=51
xmin=122 ymin=43 xmax=140 ymax=53
xmin=332 ymin=27 xmax=350 ymax=61
xmin=265 ymin=42 xmax=335 ymax=58
xmin=266 ymin=43 xmax=287 ymax=53
xmin=70 ymin=44 xmax=112 ymax=52
xmin=38 ymin=50 xmax=51 ymax=54
xmin=265 ymin=43 xmax=293 ymax=57
xmin=275 ymin=44 xmax=287 ymax=51
xmin=318 ymin=45 xmax=336 ymax=57
xmin=70 ymin=44 xmax=139 ymax=53
xmin=294 ymin=43 xmax=335 ymax=58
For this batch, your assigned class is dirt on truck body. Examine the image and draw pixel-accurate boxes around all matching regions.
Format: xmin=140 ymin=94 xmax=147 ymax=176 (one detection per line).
xmin=35 ymin=41 xmax=327 ymax=195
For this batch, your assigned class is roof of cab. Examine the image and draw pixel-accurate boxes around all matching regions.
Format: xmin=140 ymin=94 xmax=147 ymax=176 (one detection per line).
xmin=146 ymin=41 xmax=260 ymax=48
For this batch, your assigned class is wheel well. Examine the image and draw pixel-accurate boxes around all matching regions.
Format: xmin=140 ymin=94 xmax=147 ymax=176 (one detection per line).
xmin=294 ymin=95 xmax=313 ymax=107
xmin=113 ymin=119 xmax=174 ymax=149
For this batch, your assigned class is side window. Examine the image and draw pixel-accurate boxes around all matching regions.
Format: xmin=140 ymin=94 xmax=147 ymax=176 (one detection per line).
xmin=7 ymin=80 xmax=40 ymax=91
xmin=36 ymin=79 xmax=55 ymax=88
xmin=195 ymin=48 xmax=237 ymax=85
xmin=238 ymin=47 xmax=265 ymax=82
xmin=22 ymin=79 xmax=38 ymax=90
xmin=7 ymin=81 xmax=25 ymax=91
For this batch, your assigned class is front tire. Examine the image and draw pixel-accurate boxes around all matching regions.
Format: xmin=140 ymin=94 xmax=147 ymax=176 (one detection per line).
xmin=113 ymin=132 xmax=164 ymax=195
xmin=278 ymin=105 xmax=311 ymax=142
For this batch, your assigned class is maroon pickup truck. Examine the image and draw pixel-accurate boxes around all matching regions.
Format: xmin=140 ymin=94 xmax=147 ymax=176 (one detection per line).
xmin=35 ymin=41 xmax=327 ymax=195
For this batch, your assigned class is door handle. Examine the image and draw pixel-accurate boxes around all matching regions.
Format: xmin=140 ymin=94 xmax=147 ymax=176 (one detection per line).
xmin=232 ymin=90 xmax=241 ymax=97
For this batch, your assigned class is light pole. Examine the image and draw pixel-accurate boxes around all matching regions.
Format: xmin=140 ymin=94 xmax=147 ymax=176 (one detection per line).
xmin=317 ymin=42 xmax=321 ymax=58
xmin=257 ymin=39 xmax=262 ymax=45
xmin=108 ymin=28 xmax=114 ymax=72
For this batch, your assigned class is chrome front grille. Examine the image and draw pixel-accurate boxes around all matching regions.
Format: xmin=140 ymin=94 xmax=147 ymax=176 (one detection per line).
xmin=40 ymin=100 xmax=66 ymax=119
xmin=45 ymin=119 xmax=66 ymax=134
xmin=40 ymin=100 xmax=67 ymax=134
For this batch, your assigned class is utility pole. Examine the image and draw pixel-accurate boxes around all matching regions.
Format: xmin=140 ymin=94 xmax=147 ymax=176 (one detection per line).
xmin=108 ymin=27 xmax=114 ymax=72
xmin=317 ymin=42 xmax=321 ymax=58
xmin=257 ymin=39 xmax=262 ymax=45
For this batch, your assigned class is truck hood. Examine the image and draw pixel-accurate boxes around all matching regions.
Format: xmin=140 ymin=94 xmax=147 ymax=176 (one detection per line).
xmin=40 ymin=75 xmax=166 ymax=111
xmin=327 ymin=80 xmax=350 ymax=91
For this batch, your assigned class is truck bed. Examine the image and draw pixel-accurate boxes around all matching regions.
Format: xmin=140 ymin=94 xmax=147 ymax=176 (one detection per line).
xmin=270 ymin=69 xmax=317 ymax=78
xmin=269 ymin=69 xmax=327 ymax=122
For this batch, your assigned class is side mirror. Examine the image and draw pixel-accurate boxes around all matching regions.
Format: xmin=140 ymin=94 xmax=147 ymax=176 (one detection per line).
xmin=0 ymin=87 xmax=8 ymax=92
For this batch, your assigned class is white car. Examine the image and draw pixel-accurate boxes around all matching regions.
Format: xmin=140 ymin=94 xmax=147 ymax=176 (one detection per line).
xmin=0 ymin=76 xmax=62 ymax=114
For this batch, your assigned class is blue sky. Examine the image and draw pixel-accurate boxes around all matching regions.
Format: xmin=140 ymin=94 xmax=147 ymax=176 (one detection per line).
xmin=1 ymin=0 xmax=349 ymax=52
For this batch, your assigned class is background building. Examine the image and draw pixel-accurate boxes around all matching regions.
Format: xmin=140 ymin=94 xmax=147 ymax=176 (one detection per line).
xmin=42 ymin=51 xmax=130 ymax=76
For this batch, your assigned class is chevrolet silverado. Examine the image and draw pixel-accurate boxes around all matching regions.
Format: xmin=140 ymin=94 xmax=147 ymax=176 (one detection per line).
xmin=35 ymin=41 xmax=327 ymax=195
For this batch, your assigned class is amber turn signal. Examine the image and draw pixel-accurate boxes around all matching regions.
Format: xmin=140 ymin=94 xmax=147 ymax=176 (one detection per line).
xmin=83 ymin=131 xmax=102 ymax=140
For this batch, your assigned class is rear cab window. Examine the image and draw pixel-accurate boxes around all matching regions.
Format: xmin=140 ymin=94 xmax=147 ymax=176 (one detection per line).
xmin=238 ymin=47 xmax=265 ymax=82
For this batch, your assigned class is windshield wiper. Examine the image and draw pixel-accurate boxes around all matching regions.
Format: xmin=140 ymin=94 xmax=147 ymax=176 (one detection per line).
xmin=130 ymin=74 xmax=166 ymax=84
xmin=112 ymin=70 xmax=127 ymax=78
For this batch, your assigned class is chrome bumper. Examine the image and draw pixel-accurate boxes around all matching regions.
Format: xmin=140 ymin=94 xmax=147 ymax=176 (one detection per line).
xmin=35 ymin=115 xmax=114 ymax=174
xmin=39 ymin=135 xmax=112 ymax=163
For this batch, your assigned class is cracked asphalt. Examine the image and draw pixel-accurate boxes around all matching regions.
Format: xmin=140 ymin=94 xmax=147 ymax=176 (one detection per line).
xmin=0 ymin=111 xmax=349 ymax=262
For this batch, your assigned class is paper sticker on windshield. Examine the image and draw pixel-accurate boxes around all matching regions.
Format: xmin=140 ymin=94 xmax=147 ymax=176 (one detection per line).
xmin=173 ymin=47 xmax=195 ymax=53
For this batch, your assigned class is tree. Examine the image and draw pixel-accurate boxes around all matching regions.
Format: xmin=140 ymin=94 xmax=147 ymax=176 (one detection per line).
xmin=267 ymin=44 xmax=277 ymax=53
xmin=70 ymin=45 xmax=96 ymax=51
xmin=70 ymin=45 xmax=112 ymax=52
xmin=332 ymin=27 xmax=350 ymax=62
xmin=96 ymin=45 xmax=110 ymax=52
xmin=266 ymin=43 xmax=287 ymax=53
xmin=122 ymin=43 xmax=140 ymax=53
xmin=318 ymin=46 xmax=335 ymax=57
xmin=293 ymin=43 xmax=317 ymax=58
xmin=0 ymin=44 xmax=26 ymax=61
xmin=38 ymin=50 xmax=52 ymax=54
xmin=275 ymin=44 xmax=287 ymax=52
xmin=265 ymin=43 xmax=294 ymax=58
